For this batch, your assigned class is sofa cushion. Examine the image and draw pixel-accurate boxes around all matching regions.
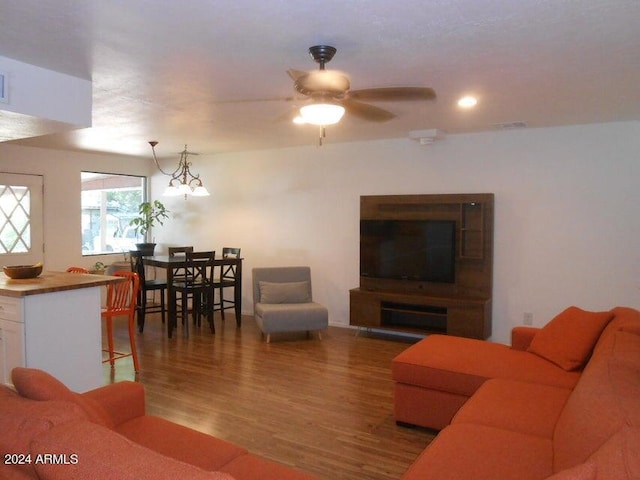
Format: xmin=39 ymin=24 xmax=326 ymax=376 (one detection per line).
xmin=553 ymin=331 xmax=640 ymax=471
xmin=115 ymin=415 xmax=247 ymax=471
xmin=30 ymin=420 xmax=236 ymax=480
xmin=587 ymin=426 xmax=640 ymax=480
xmin=11 ymin=367 xmax=114 ymax=429
xmin=0 ymin=464 xmax=38 ymax=480
xmin=528 ymin=306 xmax=613 ymax=371
xmin=452 ymin=378 xmax=572 ymax=438
xmin=400 ymin=423 xmax=553 ymax=480
xmin=594 ymin=306 xmax=640 ymax=349
xmin=259 ymin=281 xmax=311 ymax=304
xmin=0 ymin=385 xmax=87 ymax=477
xmin=392 ymin=335 xmax=580 ymax=397
xmin=544 ymin=462 xmax=596 ymax=480
xmin=220 ymin=453 xmax=317 ymax=480
xmin=81 ymin=381 xmax=146 ymax=427
xmin=255 ymin=302 xmax=329 ymax=333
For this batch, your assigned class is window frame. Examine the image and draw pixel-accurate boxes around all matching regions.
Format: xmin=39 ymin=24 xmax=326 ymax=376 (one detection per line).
xmin=81 ymin=171 xmax=147 ymax=257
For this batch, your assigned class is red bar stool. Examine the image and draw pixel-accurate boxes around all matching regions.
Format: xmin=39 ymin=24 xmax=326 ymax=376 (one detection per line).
xmin=101 ymin=271 xmax=140 ymax=372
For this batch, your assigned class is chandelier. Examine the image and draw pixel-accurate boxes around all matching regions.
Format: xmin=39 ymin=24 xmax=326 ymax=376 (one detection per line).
xmin=149 ymin=141 xmax=210 ymax=198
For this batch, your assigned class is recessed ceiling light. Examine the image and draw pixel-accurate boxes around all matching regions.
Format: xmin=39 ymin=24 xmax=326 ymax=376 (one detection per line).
xmin=458 ymin=96 xmax=478 ymax=108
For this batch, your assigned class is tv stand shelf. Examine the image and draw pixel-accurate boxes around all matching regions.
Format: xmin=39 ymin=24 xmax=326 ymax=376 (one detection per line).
xmin=350 ymin=288 xmax=491 ymax=339
xmin=351 ymin=194 xmax=494 ymax=339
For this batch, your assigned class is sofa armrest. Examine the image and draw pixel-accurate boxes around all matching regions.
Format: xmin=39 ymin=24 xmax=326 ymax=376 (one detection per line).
xmin=511 ymin=326 xmax=540 ymax=351
xmin=82 ymin=381 xmax=146 ymax=427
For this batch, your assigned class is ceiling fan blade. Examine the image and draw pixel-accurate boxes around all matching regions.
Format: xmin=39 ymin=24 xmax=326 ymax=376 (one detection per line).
xmin=342 ymin=99 xmax=396 ymax=122
xmin=349 ymin=87 xmax=436 ymax=102
xmin=212 ymin=96 xmax=294 ymax=104
xmin=287 ymin=69 xmax=307 ymax=81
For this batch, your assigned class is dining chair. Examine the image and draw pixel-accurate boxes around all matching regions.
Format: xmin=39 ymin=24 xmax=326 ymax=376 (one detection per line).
xmin=213 ymin=247 xmax=241 ymax=323
xmin=171 ymin=250 xmax=216 ymax=336
xmin=168 ymin=246 xmax=194 ymax=324
xmin=66 ymin=266 xmax=89 ymax=273
xmin=101 ymin=271 xmax=140 ymax=372
xmin=129 ymin=250 xmax=167 ymax=333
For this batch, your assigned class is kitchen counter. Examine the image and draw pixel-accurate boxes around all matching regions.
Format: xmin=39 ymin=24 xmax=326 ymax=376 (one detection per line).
xmin=0 ymin=271 xmax=123 ymax=391
xmin=0 ymin=270 xmax=121 ymax=296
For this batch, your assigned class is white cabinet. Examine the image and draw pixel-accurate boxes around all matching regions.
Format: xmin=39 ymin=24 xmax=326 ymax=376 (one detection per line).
xmin=0 ymin=287 xmax=103 ymax=392
xmin=0 ymin=320 xmax=25 ymax=385
xmin=0 ymin=296 xmax=24 ymax=384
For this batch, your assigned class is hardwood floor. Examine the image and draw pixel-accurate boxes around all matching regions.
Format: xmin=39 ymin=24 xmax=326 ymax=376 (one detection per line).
xmin=102 ymin=313 xmax=435 ymax=480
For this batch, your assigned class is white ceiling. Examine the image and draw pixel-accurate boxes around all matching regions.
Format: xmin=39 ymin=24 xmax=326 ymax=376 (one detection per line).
xmin=1 ymin=0 xmax=639 ymax=158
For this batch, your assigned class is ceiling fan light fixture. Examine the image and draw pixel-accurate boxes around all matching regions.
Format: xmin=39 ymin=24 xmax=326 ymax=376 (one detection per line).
xmin=458 ymin=95 xmax=478 ymax=108
xmin=299 ymin=103 xmax=345 ymax=126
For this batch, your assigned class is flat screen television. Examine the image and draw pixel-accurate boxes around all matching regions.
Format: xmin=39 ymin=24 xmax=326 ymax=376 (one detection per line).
xmin=360 ymin=219 xmax=456 ymax=283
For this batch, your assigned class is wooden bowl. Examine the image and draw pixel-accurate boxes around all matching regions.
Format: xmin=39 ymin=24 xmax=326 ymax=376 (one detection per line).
xmin=3 ymin=264 xmax=43 ymax=279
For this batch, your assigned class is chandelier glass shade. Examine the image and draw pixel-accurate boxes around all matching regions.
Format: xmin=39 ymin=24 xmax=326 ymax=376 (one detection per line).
xmin=299 ymin=102 xmax=345 ymax=126
xmin=149 ymin=141 xmax=210 ymax=198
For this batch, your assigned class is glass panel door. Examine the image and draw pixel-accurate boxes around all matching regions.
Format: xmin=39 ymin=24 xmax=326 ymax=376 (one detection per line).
xmin=0 ymin=173 xmax=44 ymax=267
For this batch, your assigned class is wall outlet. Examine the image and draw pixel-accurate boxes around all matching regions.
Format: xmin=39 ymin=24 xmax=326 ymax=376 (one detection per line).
xmin=523 ymin=312 xmax=533 ymax=325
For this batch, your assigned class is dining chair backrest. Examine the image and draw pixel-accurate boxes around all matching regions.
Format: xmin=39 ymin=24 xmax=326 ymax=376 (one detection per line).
xmin=185 ymin=250 xmax=216 ymax=285
xmin=66 ymin=266 xmax=89 ymax=273
xmin=129 ymin=251 xmax=146 ymax=283
xmin=168 ymin=246 xmax=194 ymax=257
xmin=222 ymin=247 xmax=241 ymax=259
xmin=105 ymin=271 xmax=140 ymax=315
xmin=127 ymin=250 xmax=167 ymax=332
xmin=169 ymin=246 xmax=195 ymax=280
xmin=221 ymin=247 xmax=241 ymax=280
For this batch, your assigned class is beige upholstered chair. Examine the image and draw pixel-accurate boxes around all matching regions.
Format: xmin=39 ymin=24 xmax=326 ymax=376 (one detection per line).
xmin=252 ymin=266 xmax=328 ymax=343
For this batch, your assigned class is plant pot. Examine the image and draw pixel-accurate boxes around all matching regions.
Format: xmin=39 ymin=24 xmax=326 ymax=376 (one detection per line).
xmin=135 ymin=243 xmax=156 ymax=256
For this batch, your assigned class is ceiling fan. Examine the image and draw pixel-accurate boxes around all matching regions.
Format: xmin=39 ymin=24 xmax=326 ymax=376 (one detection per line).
xmin=287 ymin=45 xmax=436 ymax=126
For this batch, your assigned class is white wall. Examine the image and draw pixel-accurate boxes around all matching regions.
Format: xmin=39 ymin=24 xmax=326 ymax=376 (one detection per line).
xmin=2 ymin=121 xmax=639 ymax=344
xmin=154 ymin=121 xmax=640 ymax=343
xmin=0 ymin=144 xmax=152 ymax=270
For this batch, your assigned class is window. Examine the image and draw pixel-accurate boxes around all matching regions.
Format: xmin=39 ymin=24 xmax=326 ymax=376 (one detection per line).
xmin=81 ymin=172 xmax=145 ymax=256
xmin=0 ymin=173 xmax=44 ymax=265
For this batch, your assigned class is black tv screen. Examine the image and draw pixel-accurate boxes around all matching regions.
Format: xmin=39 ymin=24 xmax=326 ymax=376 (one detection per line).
xmin=360 ymin=220 xmax=456 ymax=283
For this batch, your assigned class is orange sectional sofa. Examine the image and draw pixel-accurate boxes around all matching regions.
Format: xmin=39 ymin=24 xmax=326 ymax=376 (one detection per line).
xmin=392 ymin=306 xmax=640 ymax=480
xmin=0 ymin=368 xmax=317 ymax=480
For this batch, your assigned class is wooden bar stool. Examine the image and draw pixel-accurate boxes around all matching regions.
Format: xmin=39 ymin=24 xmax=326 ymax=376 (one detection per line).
xmin=129 ymin=251 xmax=167 ymax=333
xmin=213 ymin=247 xmax=241 ymax=323
xmin=101 ymin=271 xmax=140 ymax=372
xmin=171 ymin=251 xmax=216 ymax=336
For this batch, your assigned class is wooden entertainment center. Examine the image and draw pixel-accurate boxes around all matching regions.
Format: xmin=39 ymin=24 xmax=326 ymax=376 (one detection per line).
xmin=350 ymin=193 xmax=494 ymax=339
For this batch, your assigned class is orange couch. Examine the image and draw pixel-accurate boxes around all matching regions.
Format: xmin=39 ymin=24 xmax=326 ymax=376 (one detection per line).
xmin=0 ymin=368 xmax=317 ymax=480
xmin=393 ymin=306 xmax=640 ymax=480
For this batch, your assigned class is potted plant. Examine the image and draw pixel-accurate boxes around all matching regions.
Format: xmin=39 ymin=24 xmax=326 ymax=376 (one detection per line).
xmin=129 ymin=200 xmax=170 ymax=256
xmin=89 ymin=261 xmax=107 ymax=274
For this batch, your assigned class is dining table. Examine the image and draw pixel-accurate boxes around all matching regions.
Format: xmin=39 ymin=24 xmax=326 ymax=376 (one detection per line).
xmin=143 ymin=255 xmax=243 ymax=338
